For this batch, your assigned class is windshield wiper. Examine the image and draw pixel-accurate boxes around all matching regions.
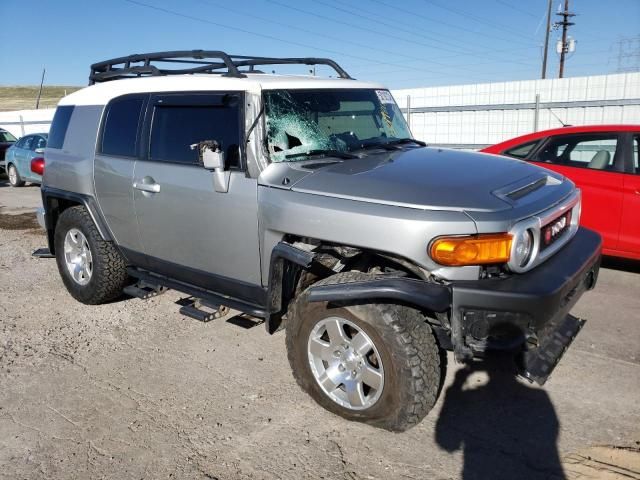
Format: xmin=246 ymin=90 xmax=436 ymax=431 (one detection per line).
xmin=385 ymin=138 xmax=427 ymax=147
xmin=355 ymin=142 xmax=402 ymax=151
xmin=285 ymin=149 xmax=359 ymax=160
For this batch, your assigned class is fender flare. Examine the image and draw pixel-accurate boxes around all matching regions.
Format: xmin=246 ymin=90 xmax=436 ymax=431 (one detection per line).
xmin=41 ymin=187 xmax=113 ymax=253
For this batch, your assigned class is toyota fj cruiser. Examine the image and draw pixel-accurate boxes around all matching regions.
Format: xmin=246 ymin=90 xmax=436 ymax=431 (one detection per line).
xmin=37 ymin=51 xmax=601 ymax=431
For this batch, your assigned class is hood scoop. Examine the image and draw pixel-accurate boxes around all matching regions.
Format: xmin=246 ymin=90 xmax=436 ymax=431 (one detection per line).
xmin=493 ymin=173 xmax=563 ymax=205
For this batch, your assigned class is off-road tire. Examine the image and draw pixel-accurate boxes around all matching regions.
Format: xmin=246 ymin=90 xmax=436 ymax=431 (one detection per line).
xmin=54 ymin=206 xmax=129 ymax=304
xmin=286 ymin=271 xmax=444 ymax=431
xmin=7 ymin=164 xmax=25 ymax=187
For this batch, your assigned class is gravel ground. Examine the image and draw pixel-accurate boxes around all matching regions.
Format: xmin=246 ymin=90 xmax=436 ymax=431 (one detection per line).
xmin=1 ymin=179 xmax=639 ymax=480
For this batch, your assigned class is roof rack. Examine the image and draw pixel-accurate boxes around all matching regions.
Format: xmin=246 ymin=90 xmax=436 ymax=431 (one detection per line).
xmin=89 ymin=50 xmax=354 ymax=84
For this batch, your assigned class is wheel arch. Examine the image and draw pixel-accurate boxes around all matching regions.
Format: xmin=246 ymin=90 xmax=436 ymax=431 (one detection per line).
xmin=42 ymin=187 xmax=113 ymax=254
xmin=264 ymin=238 xmax=448 ymax=335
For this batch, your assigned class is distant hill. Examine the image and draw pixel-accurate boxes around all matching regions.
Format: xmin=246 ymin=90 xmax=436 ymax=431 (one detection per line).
xmin=0 ymin=86 xmax=82 ymax=112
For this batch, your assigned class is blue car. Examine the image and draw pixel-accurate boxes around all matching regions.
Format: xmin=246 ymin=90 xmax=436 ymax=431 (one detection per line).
xmin=5 ymin=133 xmax=48 ymax=187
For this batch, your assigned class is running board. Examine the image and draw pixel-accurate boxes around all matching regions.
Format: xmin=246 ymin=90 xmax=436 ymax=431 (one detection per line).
xmin=123 ymin=281 xmax=168 ymax=299
xmin=126 ymin=267 xmax=267 ymax=318
xmin=179 ymin=298 xmax=230 ymax=322
xmin=520 ymin=314 xmax=585 ymax=385
xmin=32 ymin=247 xmax=55 ymax=258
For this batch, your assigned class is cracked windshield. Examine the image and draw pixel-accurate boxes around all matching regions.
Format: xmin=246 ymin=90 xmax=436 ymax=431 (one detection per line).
xmin=264 ymin=89 xmax=412 ymax=162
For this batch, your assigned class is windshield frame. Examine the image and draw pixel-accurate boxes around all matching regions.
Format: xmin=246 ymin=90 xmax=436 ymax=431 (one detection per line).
xmin=261 ymin=87 xmax=413 ymax=163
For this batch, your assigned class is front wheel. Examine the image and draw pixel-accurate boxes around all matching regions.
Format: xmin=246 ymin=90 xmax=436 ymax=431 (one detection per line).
xmin=286 ymin=272 xmax=445 ymax=431
xmin=7 ymin=164 xmax=25 ymax=187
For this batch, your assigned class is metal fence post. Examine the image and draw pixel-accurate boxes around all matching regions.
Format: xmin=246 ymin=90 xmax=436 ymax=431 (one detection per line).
xmin=534 ymin=94 xmax=540 ymax=132
xmin=406 ymin=95 xmax=411 ymax=130
xmin=19 ymin=115 xmax=25 ymax=136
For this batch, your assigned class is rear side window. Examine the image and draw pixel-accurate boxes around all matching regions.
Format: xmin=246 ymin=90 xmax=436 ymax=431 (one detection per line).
xmin=149 ymin=99 xmax=241 ymax=167
xmin=534 ymin=134 xmax=619 ymax=171
xmin=100 ymin=96 xmax=144 ymax=157
xmin=504 ymin=141 xmax=538 ymax=159
xmin=22 ymin=136 xmax=34 ymax=150
xmin=34 ymin=136 xmax=47 ymax=150
xmin=48 ymin=106 xmax=74 ymax=149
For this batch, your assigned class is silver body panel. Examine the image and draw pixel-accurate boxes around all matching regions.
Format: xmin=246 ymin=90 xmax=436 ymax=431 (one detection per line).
xmin=133 ymin=161 xmax=261 ymax=285
xmin=93 ymin=154 xmax=141 ymax=251
xmin=257 ymin=186 xmax=477 ymax=285
xmin=43 ymin=106 xmax=102 ymax=196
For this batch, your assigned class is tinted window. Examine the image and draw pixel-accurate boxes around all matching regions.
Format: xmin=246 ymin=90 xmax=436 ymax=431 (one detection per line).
xmin=34 ymin=136 xmax=47 ymax=150
xmin=101 ymin=96 xmax=144 ymax=157
xmin=48 ymin=106 xmax=74 ymax=149
xmin=22 ymin=136 xmax=34 ymax=150
xmin=149 ymin=101 xmax=241 ymax=167
xmin=535 ymin=134 xmax=619 ymax=171
xmin=0 ymin=131 xmax=17 ymax=142
xmin=504 ymin=141 xmax=538 ymax=159
xmin=14 ymin=137 xmax=26 ymax=148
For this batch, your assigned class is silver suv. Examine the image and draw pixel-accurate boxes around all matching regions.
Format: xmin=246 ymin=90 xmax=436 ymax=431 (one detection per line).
xmin=37 ymin=51 xmax=601 ymax=431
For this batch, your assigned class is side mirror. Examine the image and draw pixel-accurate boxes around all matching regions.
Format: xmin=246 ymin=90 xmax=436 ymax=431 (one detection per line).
xmin=190 ymin=140 xmax=230 ymax=193
xmin=35 ymin=148 xmax=45 ymax=154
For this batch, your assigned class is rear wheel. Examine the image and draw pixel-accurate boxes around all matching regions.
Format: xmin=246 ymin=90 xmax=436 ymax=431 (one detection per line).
xmin=7 ymin=164 xmax=24 ymax=187
xmin=54 ymin=206 xmax=129 ymax=304
xmin=286 ymin=272 xmax=445 ymax=431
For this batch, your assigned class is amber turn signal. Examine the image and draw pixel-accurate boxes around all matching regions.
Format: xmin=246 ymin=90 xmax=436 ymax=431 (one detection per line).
xmin=430 ymin=234 xmax=513 ymax=266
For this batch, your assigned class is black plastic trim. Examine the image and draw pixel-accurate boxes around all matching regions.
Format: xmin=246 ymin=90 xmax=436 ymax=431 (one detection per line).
xmin=307 ymin=276 xmax=452 ymax=313
xmin=265 ymin=242 xmax=315 ymax=334
xmin=41 ymin=187 xmax=113 ymax=253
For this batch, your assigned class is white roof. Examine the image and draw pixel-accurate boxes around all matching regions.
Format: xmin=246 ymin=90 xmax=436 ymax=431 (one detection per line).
xmin=59 ymin=73 xmax=385 ymax=106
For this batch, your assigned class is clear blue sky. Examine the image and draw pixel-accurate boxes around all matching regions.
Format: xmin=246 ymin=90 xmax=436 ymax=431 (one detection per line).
xmin=1 ymin=0 xmax=638 ymax=89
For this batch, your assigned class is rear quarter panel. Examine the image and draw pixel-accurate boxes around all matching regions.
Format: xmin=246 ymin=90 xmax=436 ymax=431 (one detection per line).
xmin=43 ymin=105 xmax=103 ymax=195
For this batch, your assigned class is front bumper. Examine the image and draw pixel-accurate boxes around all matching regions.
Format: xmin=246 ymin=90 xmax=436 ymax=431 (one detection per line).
xmin=450 ymin=226 xmax=601 ymax=382
xmin=451 ymin=227 xmax=600 ymax=336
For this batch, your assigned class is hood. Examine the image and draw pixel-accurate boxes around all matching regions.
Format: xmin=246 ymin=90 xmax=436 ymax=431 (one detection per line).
xmin=259 ymin=147 xmax=572 ymax=213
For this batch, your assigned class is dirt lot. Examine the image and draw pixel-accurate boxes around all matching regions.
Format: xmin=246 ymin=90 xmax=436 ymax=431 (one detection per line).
xmin=1 ymin=179 xmax=639 ymax=480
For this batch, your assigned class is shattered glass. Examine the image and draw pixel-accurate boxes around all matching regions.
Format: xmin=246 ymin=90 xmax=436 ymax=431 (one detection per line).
xmin=264 ymin=89 xmax=412 ymax=162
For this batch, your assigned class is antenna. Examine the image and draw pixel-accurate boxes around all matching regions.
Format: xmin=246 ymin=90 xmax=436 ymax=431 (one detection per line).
xmin=548 ymin=108 xmax=569 ymax=127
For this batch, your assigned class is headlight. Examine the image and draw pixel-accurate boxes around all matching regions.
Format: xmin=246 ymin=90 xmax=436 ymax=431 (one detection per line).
xmin=513 ymin=229 xmax=533 ymax=267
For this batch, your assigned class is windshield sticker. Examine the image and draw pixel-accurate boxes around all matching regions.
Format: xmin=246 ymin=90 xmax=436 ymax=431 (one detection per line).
xmin=375 ymin=90 xmax=395 ymax=104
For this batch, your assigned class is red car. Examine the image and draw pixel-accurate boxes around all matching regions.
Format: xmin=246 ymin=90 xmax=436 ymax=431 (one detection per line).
xmin=482 ymin=125 xmax=640 ymax=260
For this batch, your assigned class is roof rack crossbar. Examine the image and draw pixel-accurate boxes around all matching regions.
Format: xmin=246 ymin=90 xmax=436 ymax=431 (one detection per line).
xmin=89 ymin=50 xmax=353 ymax=84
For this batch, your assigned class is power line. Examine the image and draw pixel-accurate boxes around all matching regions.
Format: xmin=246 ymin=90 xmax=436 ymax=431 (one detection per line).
xmin=123 ymin=0 xmax=534 ymax=83
xmin=368 ymin=0 xmax=534 ymax=47
xmin=494 ymin=0 xmax=539 ymax=19
xmin=420 ymin=0 xmax=533 ymax=40
xmin=276 ymin=0 xmax=537 ymax=70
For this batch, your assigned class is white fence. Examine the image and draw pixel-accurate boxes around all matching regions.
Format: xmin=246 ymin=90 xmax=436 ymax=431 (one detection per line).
xmin=0 ymin=108 xmax=55 ymax=137
xmin=1 ymin=72 xmax=639 ymax=149
xmin=392 ymin=72 xmax=640 ymax=149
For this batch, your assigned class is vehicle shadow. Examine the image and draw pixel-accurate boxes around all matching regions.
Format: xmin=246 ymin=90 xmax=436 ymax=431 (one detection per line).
xmin=601 ymin=256 xmax=640 ymax=274
xmin=435 ymin=351 xmax=565 ymax=480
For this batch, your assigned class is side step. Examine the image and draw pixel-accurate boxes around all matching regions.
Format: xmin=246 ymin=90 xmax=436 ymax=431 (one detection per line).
xmin=32 ymin=247 xmax=55 ymax=258
xmin=520 ymin=314 xmax=586 ymax=385
xmin=123 ymin=281 xmax=168 ymax=299
xmin=178 ymin=298 xmax=230 ymax=322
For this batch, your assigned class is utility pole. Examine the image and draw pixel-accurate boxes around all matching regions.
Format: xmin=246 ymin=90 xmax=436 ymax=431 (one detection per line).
xmin=556 ymin=0 xmax=575 ymax=78
xmin=541 ymin=0 xmax=553 ymax=79
xmin=35 ymin=68 xmax=46 ymax=109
